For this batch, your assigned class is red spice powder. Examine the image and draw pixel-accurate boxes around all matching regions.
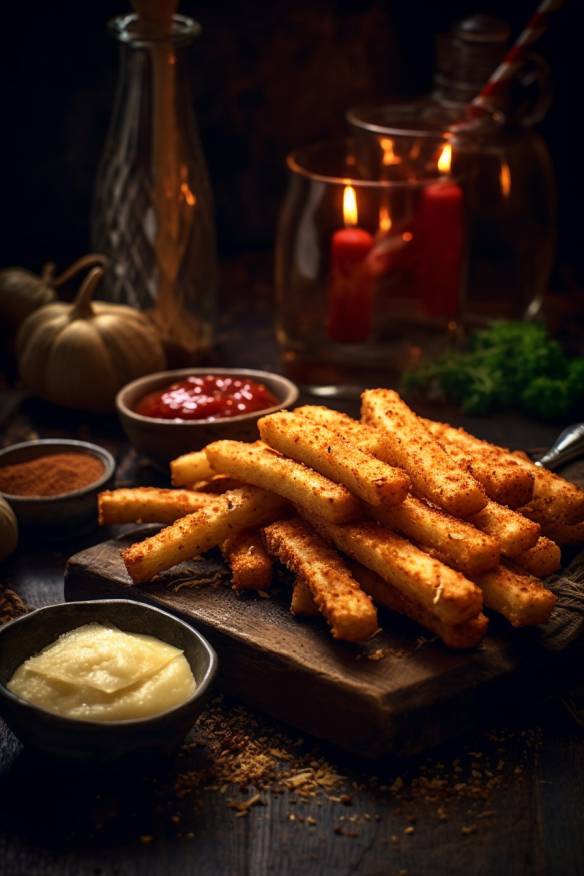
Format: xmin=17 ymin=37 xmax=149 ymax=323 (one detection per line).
xmin=0 ymin=452 xmax=105 ymax=497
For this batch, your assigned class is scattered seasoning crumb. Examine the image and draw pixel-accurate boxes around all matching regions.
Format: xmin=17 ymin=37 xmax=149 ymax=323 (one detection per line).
xmin=404 ymin=826 xmax=415 ymax=835
xmin=227 ymin=793 xmax=263 ymax=815
xmin=461 ymin=825 xmax=477 ymax=835
xmin=366 ymin=648 xmax=386 ymax=662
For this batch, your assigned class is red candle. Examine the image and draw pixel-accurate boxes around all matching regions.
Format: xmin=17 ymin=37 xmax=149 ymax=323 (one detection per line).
xmin=327 ymin=186 xmax=375 ymax=343
xmin=413 ymin=144 xmax=464 ymax=319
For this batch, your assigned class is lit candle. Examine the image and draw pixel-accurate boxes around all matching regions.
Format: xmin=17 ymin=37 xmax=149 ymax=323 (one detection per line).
xmin=327 ymin=185 xmax=375 ymax=343
xmin=414 ymin=143 xmax=464 ymax=319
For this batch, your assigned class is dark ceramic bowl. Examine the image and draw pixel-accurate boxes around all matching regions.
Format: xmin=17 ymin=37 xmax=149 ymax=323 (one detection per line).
xmin=0 ymin=600 xmax=217 ymax=764
xmin=0 ymin=439 xmax=115 ymax=531
xmin=116 ymin=367 xmax=299 ymax=466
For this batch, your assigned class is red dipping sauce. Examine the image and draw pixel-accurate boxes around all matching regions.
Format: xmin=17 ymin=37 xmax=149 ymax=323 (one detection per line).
xmin=135 ymin=375 xmax=279 ymax=421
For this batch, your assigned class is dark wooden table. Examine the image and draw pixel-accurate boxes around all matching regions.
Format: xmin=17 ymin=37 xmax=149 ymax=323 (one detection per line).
xmin=1 ymin=279 xmax=583 ymax=876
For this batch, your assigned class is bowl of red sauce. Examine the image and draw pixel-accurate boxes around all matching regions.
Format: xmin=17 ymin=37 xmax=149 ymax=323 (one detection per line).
xmin=116 ymin=368 xmax=299 ymax=466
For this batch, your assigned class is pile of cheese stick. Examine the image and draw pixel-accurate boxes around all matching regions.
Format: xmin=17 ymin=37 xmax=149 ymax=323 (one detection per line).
xmin=98 ymin=390 xmax=584 ymax=649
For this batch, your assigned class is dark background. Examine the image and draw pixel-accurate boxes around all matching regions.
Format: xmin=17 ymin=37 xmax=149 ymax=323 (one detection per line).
xmin=1 ymin=0 xmax=582 ymax=293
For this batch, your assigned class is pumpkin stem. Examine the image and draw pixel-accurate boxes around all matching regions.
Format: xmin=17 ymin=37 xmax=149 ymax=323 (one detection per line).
xmin=51 ymin=253 xmax=109 ymax=289
xmin=70 ymin=267 xmax=104 ymax=319
xmin=41 ymin=261 xmax=56 ymax=284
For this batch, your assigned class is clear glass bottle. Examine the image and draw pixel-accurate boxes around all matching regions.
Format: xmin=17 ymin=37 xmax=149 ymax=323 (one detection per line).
xmin=348 ymin=14 xmax=556 ymax=326
xmin=92 ymin=13 xmax=217 ymax=365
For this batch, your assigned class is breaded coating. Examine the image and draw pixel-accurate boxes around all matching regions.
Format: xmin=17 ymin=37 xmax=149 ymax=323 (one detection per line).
xmin=469 ymin=500 xmax=540 ymax=558
xmin=170 ymin=450 xmax=215 ymax=487
xmin=205 ymin=440 xmax=363 ymax=524
xmin=520 ymin=488 xmax=584 ymax=528
xmin=193 ymin=475 xmax=245 ymax=493
xmin=304 ymin=513 xmax=483 ymax=625
xmin=290 ymin=576 xmax=321 ymax=617
xmin=475 ymin=562 xmax=557 ymax=627
xmin=537 ymin=518 xmax=584 ymax=547
xmin=98 ymin=487 xmax=214 ymax=525
xmin=262 ymin=518 xmax=378 ymax=642
xmin=259 ymin=411 xmax=410 ymax=508
xmin=294 ymin=406 xmax=384 ymax=456
xmin=375 ymin=496 xmax=500 ymax=577
xmin=122 ymin=486 xmax=287 ymax=584
xmin=422 ymin=419 xmax=534 ymax=509
xmin=349 ymin=561 xmax=488 ymax=650
xmin=361 ymin=389 xmax=487 ymax=518
xmin=221 ymin=528 xmax=273 ymax=591
xmin=513 ymin=537 xmax=562 ymax=578
xmin=424 ymin=419 xmax=583 ymax=523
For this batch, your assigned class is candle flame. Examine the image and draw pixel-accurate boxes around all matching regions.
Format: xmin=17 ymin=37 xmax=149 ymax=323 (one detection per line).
xmin=180 ymin=182 xmax=197 ymax=207
xmin=380 ymin=137 xmax=400 ymax=166
xmin=437 ymin=143 xmax=452 ymax=175
xmin=379 ymin=205 xmax=392 ymax=233
xmin=343 ymin=185 xmax=358 ymax=226
xmin=499 ymin=161 xmax=511 ymax=198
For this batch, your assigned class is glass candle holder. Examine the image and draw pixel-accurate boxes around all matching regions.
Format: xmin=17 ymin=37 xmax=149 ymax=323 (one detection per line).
xmin=348 ymin=98 xmax=556 ymax=326
xmin=275 ymin=139 xmax=466 ymax=394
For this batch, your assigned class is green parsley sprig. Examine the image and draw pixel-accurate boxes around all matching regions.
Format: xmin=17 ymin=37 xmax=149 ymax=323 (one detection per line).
xmin=401 ymin=322 xmax=584 ymax=420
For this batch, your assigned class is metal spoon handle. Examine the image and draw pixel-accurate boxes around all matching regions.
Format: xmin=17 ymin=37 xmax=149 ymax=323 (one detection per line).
xmin=536 ymin=423 xmax=584 ymax=470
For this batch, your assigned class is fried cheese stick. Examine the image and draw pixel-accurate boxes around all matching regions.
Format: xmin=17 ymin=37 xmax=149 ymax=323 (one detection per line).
xmin=170 ymin=451 xmax=215 ymax=487
xmin=474 ymin=562 xmax=557 ymax=627
xmin=290 ymin=567 xmax=488 ymax=649
xmin=98 ymin=487 xmax=215 ymax=525
xmin=221 ymin=528 xmax=273 ymax=590
xmin=304 ymin=513 xmax=483 ymax=625
xmin=259 ymin=411 xmax=410 ymax=508
xmin=537 ymin=519 xmax=584 ymax=547
xmin=290 ymin=576 xmax=320 ymax=617
xmin=205 ymin=440 xmax=363 ymax=524
xmin=294 ymin=405 xmax=384 ymax=456
xmin=469 ymin=501 xmax=540 ymax=558
xmin=361 ymin=389 xmax=487 ymax=518
xmin=122 ymin=486 xmax=287 ymax=584
xmin=421 ymin=419 xmax=534 ymax=509
xmin=349 ymin=561 xmax=489 ymax=649
xmin=513 ymin=537 xmax=562 ymax=578
xmin=424 ymin=420 xmax=584 ymax=524
xmin=192 ymin=475 xmax=245 ymax=493
xmin=374 ymin=497 xmax=499 ymax=577
xmin=262 ymin=518 xmax=378 ymax=642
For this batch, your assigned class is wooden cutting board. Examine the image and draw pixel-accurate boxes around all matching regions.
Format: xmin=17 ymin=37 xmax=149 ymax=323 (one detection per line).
xmin=64 ymin=527 xmax=574 ymax=758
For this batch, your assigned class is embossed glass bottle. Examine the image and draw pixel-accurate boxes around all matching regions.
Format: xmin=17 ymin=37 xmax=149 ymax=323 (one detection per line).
xmin=92 ymin=13 xmax=217 ymax=365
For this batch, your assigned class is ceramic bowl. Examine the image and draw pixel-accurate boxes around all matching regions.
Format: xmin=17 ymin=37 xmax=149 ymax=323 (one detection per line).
xmin=116 ymin=367 xmax=299 ymax=466
xmin=0 ymin=599 xmax=217 ymax=764
xmin=0 ymin=439 xmax=115 ymax=530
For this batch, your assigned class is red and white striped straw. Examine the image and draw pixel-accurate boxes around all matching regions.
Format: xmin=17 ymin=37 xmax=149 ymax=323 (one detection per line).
xmin=469 ymin=0 xmax=564 ymax=116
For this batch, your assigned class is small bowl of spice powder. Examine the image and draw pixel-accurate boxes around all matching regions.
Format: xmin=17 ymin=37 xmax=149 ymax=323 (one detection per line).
xmin=0 ymin=439 xmax=115 ymax=532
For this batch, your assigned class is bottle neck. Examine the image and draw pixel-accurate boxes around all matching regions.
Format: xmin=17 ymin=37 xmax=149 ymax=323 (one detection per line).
xmin=108 ymin=13 xmax=200 ymax=47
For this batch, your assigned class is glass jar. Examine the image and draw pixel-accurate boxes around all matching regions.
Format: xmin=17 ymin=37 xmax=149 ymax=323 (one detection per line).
xmin=276 ymin=139 xmax=466 ymax=394
xmin=92 ymin=14 xmax=217 ymax=365
xmin=348 ymin=15 xmax=556 ymax=326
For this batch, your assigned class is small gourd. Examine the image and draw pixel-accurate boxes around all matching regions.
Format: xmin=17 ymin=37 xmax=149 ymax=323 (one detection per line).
xmin=0 ymin=496 xmax=18 ymax=563
xmin=0 ymin=265 xmax=55 ymax=337
xmin=16 ymin=267 xmax=166 ymax=412
xmin=0 ymin=254 xmax=108 ymax=338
